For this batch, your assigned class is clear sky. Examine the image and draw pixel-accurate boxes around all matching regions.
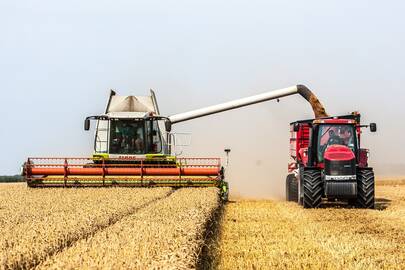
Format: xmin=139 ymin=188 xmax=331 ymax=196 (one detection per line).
xmin=1 ymin=0 xmax=404 ymax=197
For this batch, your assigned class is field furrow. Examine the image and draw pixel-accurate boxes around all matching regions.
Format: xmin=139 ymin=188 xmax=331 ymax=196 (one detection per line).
xmin=0 ymin=184 xmax=172 ymax=269
xmin=37 ymin=188 xmax=220 ymax=270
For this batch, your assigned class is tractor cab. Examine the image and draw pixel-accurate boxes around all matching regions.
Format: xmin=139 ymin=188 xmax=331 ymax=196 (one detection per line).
xmin=313 ymin=119 xmax=358 ymax=164
xmin=311 ymin=119 xmax=359 ymax=184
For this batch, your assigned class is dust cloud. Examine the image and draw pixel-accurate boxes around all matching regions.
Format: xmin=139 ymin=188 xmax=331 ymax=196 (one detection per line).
xmin=169 ymin=87 xmax=329 ymax=200
xmin=173 ymin=94 xmax=316 ymax=200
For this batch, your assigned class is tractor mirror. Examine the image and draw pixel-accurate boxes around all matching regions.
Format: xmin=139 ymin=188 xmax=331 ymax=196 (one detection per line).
xmin=293 ymin=123 xmax=300 ymax=132
xmin=370 ymin=123 xmax=377 ymax=132
xmin=84 ymin=118 xmax=90 ymax=131
xmin=165 ymin=120 xmax=172 ymax=132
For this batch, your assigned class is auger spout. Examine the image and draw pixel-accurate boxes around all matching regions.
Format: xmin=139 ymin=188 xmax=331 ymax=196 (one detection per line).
xmin=169 ymin=85 xmax=328 ymax=124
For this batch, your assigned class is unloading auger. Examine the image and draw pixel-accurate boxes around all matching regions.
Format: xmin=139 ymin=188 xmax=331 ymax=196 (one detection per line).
xmin=22 ymin=85 xmax=327 ymax=201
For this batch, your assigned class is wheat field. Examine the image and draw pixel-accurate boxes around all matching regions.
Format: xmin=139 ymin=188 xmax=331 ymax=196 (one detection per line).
xmin=213 ymin=180 xmax=405 ymax=269
xmin=1 ymin=180 xmax=404 ymax=270
xmin=0 ymin=184 xmax=219 ymax=270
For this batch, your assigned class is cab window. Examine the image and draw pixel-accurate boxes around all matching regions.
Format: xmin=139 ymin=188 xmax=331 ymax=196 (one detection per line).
xmin=146 ymin=119 xmax=162 ymax=153
xmin=110 ymin=120 xmax=145 ymax=154
xmin=317 ymin=124 xmax=357 ymax=162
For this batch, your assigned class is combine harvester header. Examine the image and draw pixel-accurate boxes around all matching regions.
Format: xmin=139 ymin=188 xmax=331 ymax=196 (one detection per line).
xmin=23 ymin=84 xmax=328 ymax=202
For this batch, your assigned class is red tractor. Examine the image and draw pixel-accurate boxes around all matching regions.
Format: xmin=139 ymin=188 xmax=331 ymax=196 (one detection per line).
xmin=286 ymin=112 xmax=377 ymax=208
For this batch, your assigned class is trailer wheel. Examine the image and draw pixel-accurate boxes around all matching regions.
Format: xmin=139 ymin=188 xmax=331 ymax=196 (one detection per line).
xmin=285 ymin=175 xmax=291 ymax=201
xmin=303 ymin=170 xmax=323 ymax=208
xmin=356 ymin=169 xmax=375 ymax=209
xmin=286 ymin=174 xmax=298 ymax=202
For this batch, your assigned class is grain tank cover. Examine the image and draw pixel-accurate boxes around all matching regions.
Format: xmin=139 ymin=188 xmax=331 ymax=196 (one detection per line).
xmin=107 ymin=94 xmax=157 ymax=114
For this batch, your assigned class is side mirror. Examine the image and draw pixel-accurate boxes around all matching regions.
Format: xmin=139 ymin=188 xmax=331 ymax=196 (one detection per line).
xmin=84 ymin=118 xmax=90 ymax=131
xmin=370 ymin=123 xmax=377 ymax=132
xmin=165 ymin=120 xmax=172 ymax=132
xmin=293 ymin=123 xmax=300 ymax=132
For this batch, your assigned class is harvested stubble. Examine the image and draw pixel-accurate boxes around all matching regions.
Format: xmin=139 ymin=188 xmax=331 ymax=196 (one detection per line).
xmin=214 ymin=180 xmax=405 ymax=270
xmin=0 ymin=184 xmax=172 ymax=269
xmin=37 ymin=187 xmax=220 ymax=269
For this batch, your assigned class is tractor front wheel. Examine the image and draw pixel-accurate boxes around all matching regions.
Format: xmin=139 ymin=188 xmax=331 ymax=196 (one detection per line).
xmin=303 ymin=169 xmax=323 ymax=208
xmin=356 ymin=169 xmax=375 ymax=209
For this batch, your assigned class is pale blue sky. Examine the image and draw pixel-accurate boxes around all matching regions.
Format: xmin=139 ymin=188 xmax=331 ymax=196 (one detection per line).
xmin=1 ymin=0 xmax=404 ymax=197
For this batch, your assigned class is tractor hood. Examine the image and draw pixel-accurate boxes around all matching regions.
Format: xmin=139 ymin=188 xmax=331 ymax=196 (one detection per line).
xmin=324 ymin=145 xmax=356 ymax=180
xmin=324 ymin=145 xmax=355 ymax=161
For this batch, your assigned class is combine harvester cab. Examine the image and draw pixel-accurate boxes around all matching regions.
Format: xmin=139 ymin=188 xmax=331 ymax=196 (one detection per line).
xmin=287 ymin=112 xmax=377 ymax=208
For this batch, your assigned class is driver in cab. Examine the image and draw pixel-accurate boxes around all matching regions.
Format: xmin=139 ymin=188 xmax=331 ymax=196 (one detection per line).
xmin=327 ymin=129 xmax=343 ymax=146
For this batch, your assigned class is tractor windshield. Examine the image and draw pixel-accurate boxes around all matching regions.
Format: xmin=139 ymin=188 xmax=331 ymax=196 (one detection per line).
xmin=317 ymin=124 xmax=357 ymax=162
xmin=109 ymin=119 xmax=163 ymax=155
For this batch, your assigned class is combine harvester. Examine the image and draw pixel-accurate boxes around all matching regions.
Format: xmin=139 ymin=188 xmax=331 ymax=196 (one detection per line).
xmin=22 ymin=85 xmax=376 ymax=207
